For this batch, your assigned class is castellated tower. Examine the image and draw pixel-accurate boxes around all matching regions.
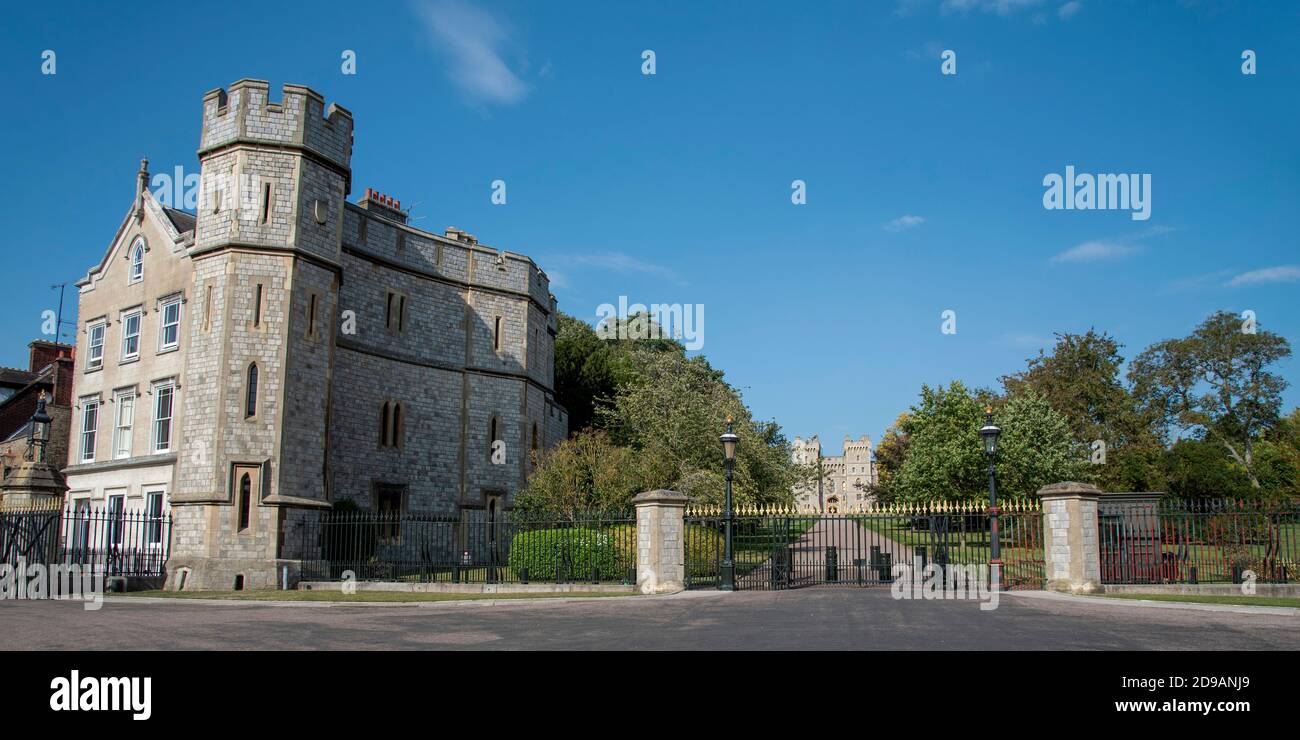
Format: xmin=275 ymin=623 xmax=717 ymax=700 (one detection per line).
xmin=790 ymin=433 xmax=876 ymax=511
xmin=166 ymin=80 xmax=353 ymax=590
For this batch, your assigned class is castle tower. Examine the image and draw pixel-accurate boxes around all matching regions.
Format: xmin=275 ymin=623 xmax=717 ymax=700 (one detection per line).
xmin=843 ymin=435 xmax=875 ymax=494
xmin=166 ymin=80 xmax=353 ymax=590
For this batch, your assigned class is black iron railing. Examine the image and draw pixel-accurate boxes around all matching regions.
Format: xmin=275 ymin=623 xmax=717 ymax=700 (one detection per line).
xmin=0 ymin=505 xmax=172 ymax=578
xmin=299 ymin=510 xmax=637 ymax=585
xmin=685 ymin=501 xmax=1044 ymax=591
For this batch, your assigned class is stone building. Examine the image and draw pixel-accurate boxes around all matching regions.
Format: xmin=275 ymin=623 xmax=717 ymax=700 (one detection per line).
xmin=61 ymin=79 xmax=567 ymax=590
xmin=791 ymin=434 xmax=877 ymax=512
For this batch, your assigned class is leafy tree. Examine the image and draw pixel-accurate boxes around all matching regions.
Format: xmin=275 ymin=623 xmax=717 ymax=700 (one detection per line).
xmin=891 ymin=382 xmax=988 ymax=502
xmin=525 ymin=331 xmax=802 ymax=515
xmin=870 ymin=413 xmax=910 ymax=503
xmin=513 ymin=430 xmax=651 ymax=518
xmin=1129 ymin=311 xmax=1292 ymax=488
xmin=600 ymin=347 xmax=799 ymax=507
xmin=553 ymin=311 xmax=686 ymax=435
xmin=1002 ymin=329 xmax=1164 ymax=491
xmin=553 ymin=313 xmax=619 ymax=435
xmin=892 ymin=382 xmax=1085 ymax=503
xmin=994 ymin=391 xmax=1091 ymax=499
xmin=1158 ymin=438 xmax=1254 ymax=500
xmin=1252 ymin=408 xmax=1300 ymax=500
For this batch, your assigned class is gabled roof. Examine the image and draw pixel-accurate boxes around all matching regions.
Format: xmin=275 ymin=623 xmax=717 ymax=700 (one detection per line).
xmin=76 ymin=189 xmax=192 ymax=288
xmin=163 ymin=206 xmax=196 ymax=234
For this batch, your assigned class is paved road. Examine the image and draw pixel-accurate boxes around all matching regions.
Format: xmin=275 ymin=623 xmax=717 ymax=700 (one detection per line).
xmin=2 ymin=589 xmax=1297 ymax=650
xmin=740 ymin=516 xmax=913 ymax=588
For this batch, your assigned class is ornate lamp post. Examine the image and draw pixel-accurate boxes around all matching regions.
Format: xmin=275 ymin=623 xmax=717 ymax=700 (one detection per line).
xmin=978 ymin=406 xmax=1002 ymax=584
xmin=719 ymin=417 xmax=739 ymax=592
xmin=26 ymin=391 xmax=53 ymax=464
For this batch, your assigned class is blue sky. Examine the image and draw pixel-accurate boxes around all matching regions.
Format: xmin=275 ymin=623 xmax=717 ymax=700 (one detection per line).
xmin=2 ymin=0 xmax=1297 ymax=455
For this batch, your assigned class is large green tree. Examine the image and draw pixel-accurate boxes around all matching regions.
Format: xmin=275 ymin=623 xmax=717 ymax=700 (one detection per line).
xmin=1002 ymin=330 xmax=1165 ymax=491
xmin=524 ymin=323 xmax=804 ymax=514
xmin=1129 ymin=311 xmax=1292 ymax=489
xmin=869 ymin=413 xmax=910 ymax=503
xmin=600 ymin=347 xmax=800 ymax=507
xmin=1159 ymin=438 xmax=1254 ymax=500
xmin=892 ymin=382 xmax=1086 ymax=503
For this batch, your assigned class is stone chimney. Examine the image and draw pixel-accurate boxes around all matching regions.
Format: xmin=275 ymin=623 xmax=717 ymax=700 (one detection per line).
xmin=358 ymin=187 xmax=407 ymax=224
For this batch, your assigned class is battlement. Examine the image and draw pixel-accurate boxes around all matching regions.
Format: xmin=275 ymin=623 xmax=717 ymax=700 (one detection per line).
xmin=199 ymin=79 xmax=353 ymax=171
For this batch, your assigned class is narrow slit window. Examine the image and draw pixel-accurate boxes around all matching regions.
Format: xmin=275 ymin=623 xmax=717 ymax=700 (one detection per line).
xmin=260 ymin=182 xmax=271 ymax=224
xmin=245 ymin=363 xmax=258 ymax=418
xmin=391 ymin=403 xmax=402 ymax=449
xmin=494 ymin=317 xmax=503 ymax=351
xmin=253 ymin=284 xmax=263 ymax=328
xmin=238 ymin=473 xmax=251 ymax=532
xmin=307 ymin=293 xmax=318 ymax=337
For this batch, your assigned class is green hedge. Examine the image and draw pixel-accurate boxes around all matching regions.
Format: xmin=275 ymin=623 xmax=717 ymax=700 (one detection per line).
xmin=507 ymin=527 xmax=629 ymax=581
xmin=684 ymin=524 xmax=724 ymax=578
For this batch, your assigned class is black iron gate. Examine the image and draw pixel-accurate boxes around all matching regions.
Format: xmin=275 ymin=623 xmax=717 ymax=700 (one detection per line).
xmin=684 ymin=502 xmax=1044 ymax=591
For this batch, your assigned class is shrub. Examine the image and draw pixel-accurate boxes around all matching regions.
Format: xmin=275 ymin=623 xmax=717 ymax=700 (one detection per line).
xmin=683 ymin=524 xmax=724 ymax=578
xmin=507 ymin=527 xmax=628 ymax=582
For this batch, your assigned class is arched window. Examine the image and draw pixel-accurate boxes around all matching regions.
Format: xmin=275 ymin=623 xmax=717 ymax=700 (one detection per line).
xmin=245 ymin=364 xmax=258 ymax=418
xmin=488 ymin=415 xmax=498 ymax=461
xmin=237 ymin=473 xmax=251 ymax=531
xmin=379 ymin=402 xmax=390 ymax=447
xmin=129 ymin=240 xmax=145 ymax=283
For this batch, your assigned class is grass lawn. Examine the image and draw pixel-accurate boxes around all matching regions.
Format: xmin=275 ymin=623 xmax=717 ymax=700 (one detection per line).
xmin=1096 ymin=592 xmax=1300 ymax=609
xmin=115 ymin=589 xmax=636 ymax=603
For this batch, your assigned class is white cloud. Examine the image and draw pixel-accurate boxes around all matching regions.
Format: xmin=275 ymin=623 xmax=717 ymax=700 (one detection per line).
xmin=1050 ymin=240 xmax=1135 ymax=263
xmin=1058 ymin=1 xmax=1083 ymax=19
xmin=1164 ymin=268 xmax=1233 ymax=293
xmin=883 ymin=215 xmax=926 ymax=232
xmin=414 ymin=0 xmax=528 ymax=105
xmin=545 ymin=269 xmax=571 ymax=290
xmin=1001 ymin=332 xmax=1053 ymax=349
xmin=551 ymin=252 xmax=687 ymax=286
xmin=941 ymin=0 xmax=1044 ymax=15
xmin=895 ymin=0 xmax=930 ymax=16
xmin=1226 ymin=265 xmax=1300 ymax=287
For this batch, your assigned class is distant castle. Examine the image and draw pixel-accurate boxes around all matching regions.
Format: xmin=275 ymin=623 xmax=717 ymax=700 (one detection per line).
xmin=791 ymin=435 xmax=877 ymax=512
